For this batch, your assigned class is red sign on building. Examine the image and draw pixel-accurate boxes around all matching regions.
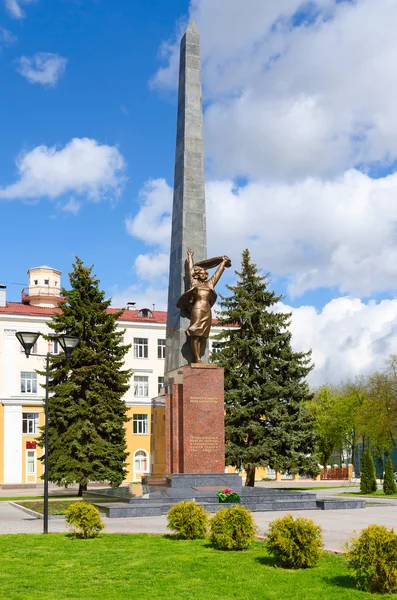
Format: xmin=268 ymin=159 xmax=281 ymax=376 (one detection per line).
xmin=26 ymin=441 xmax=36 ymax=449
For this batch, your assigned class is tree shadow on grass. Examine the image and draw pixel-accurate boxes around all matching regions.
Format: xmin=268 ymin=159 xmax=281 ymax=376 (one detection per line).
xmin=254 ymin=556 xmax=280 ymax=567
xmin=325 ymin=575 xmax=357 ymax=590
xmin=162 ymin=534 xmax=208 ymax=542
xmin=162 ymin=534 xmax=183 ymax=541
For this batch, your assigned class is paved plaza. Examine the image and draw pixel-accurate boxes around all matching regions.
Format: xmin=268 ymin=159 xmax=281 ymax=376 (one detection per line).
xmin=1 ymin=483 xmax=397 ymax=553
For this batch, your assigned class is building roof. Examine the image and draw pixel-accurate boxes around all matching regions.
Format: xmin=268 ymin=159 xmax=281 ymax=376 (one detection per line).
xmin=29 ymin=265 xmax=60 ymax=271
xmin=0 ymin=302 xmax=167 ymax=324
xmin=0 ymin=302 xmax=233 ymax=327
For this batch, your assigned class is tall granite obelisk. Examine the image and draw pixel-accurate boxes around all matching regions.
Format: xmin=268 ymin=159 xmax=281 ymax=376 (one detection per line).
xmin=165 ymin=21 xmax=207 ymax=378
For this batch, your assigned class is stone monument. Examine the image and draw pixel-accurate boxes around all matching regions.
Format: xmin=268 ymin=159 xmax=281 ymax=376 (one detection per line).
xmin=165 ymin=20 xmax=208 ymax=375
xmin=161 ymin=21 xmax=232 ymax=477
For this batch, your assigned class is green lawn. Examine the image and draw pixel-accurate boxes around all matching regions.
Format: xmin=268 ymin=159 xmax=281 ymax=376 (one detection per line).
xmin=15 ymin=500 xmax=78 ymax=515
xmin=0 ymin=534 xmax=395 ymax=600
xmin=340 ymin=490 xmax=397 ymax=498
xmin=0 ymin=495 xmax=79 ymax=502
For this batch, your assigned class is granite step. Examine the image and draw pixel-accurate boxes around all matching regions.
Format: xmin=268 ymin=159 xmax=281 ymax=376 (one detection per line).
xmin=94 ymin=498 xmax=323 ymax=518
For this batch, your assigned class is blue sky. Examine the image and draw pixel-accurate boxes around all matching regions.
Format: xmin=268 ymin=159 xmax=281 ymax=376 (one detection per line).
xmin=0 ymin=0 xmax=187 ymax=300
xmin=2 ymin=0 xmax=397 ymax=385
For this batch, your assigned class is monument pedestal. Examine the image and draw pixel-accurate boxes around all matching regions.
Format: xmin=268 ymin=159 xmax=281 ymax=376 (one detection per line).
xmin=165 ymin=364 xmax=225 ymax=474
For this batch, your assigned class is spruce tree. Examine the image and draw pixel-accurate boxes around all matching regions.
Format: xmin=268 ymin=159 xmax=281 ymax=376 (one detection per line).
xmin=383 ymin=454 xmax=397 ymax=495
xmin=213 ymin=249 xmax=319 ymax=486
xmin=360 ymin=448 xmax=377 ymax=494
xmin=38 ymin=257 xmax=131 ymax=495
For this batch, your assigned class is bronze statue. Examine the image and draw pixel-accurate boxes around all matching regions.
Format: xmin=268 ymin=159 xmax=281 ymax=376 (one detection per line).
xmin=177 ymin=248 xmax=231 ymax=363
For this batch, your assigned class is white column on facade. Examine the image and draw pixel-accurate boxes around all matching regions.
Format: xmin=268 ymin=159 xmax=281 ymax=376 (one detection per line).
xmin=2 ymin=328 xmax=18 ymax=398
xmin=3 ymin=404 xmax=22 ymax=483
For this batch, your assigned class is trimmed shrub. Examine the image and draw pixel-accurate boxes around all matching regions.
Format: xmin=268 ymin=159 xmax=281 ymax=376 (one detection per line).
xmin=210 ymin=505 xmax=257 ymax=550
xmin=383 ymin=454 xmax=397 ymax=495
xmin=265 ymin=514 xmax=323 ymax=569
xmin=345 ymin=524 xmax=397 ymax=594
xmin=167 ymin=501 xmax=209 ymax=539
xmin=360 ymin=448 xmax=377 ymax=494
xmin=65 ymin=502 xmax=104 ymax=539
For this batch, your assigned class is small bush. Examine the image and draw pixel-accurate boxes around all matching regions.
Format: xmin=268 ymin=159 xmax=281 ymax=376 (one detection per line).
xmin=383 ymin=454 xmax=397 ymax=495
xmin=210 ymin=505 xmax=257 ymax=550
xmin=360 ymin=448 xmax=377 ymax=494
xmin=167 ymin=501 xmax=209 ymax=539
xmin=345 ymin=524 xmax=397 ymax=594
xmin=65 ymin=502 xmax=104 ymax=539
xmin=265 ymin=514 xmax=323 ymax=569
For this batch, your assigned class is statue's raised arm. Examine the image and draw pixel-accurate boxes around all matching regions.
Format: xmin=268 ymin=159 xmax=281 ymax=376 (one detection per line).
xmin=177 ymin=250 xmax=231 ymax=363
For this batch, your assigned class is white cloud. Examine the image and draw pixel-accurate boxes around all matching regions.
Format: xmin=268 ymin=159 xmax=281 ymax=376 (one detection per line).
xmin=0 ymin=27 xmax=16 ymax=46
xmin=125 ymin=179 xmax=172 ymax=281
xmin=4 ymin=0 xmax=36 ymax=19
xmin=135 ymin=252 xmax=169 ymax=282
xmin=0 ymin=138 xmax=126 ymax=202
xmin=127 ymin=170 xmax=397 ymax=298
xmin=111 ymin=284 xmax=168 ymax=312
xmin=59 ymin=197 xmax=81 ymax=215
xmin=284 ymin=297 xmax=397 ymax=386
xmin=125 ymin=179 xmax=172 ymax=248
xmin=154 ymin=0 xmax=397 ymax=181
xmin=205 ymin=170 xmax=397 ymax=297
xmin=16 ymin=52 xmax=67 ymax=86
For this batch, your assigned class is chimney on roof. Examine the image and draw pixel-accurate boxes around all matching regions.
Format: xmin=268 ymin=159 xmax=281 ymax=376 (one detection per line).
xmin=0 ymin=285 xmax=6 ymax=308
xmin=126 ymin=301 xmax=136 ymax=310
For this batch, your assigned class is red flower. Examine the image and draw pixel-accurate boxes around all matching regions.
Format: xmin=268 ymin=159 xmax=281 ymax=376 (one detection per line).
xmin=223 ymin=488 xmax=232 ymax=493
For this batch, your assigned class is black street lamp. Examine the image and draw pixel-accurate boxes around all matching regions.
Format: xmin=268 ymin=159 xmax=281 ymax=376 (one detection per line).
xmin=16 ymin=331 xmax=80 ymax=534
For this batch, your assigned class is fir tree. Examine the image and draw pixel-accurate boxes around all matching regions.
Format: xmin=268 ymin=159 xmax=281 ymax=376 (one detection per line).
xmin=360 ymin=448 xmax=377 ymax=494
xmin=213 ymin=249 xmax=319 ymax=486
xmin=38 ymin=257 xmax=132 ymax=495
xmin=383 ymin=454 xmax=397 ymax=495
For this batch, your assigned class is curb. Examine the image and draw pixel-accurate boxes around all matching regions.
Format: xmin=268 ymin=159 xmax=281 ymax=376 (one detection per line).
xmin=9 ymin=502 xmax=65 ymax=520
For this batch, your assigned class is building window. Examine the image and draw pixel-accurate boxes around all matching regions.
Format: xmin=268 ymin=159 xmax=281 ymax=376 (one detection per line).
xmin=134 ymin=450 xmax=148 ymax=472
xmin=138 ymin=308 xmax=153 ymax=318
xmin=134 ymin=375 xmax=149 ymax=397
xmin=133 ymin=414 xmax=148 ymax=434
xmin=33 ymin=279 xmax=38 ymax=285
xmin=44 ymin=279 xmax=49 ymax=285
xmin=21 ymin=372 xmax=37 ymax=394
xmin=157 ymin=339 xmax=166 ymax=359
xmin=158 ymin=377 xmax=164 ymax=395
xmin=134 ymin=338 xmax=148 ymax=358
xmin=52 ymin=340 xmax=59 ymax=354
xmin=23 ymin=412 xmax=39 ymax=434
xmin=26 ymin=450 xmax=36 ymax=475
xmin=212 ymin=342 xmax=223 ymax=354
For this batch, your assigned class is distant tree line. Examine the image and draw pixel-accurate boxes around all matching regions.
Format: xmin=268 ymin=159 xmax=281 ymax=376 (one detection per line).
xmin=307 ymin=357 xmax=397 ymax=472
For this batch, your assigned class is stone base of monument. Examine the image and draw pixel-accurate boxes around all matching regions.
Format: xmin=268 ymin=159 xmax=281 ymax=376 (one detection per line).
xmin=85 ymin=363 xmax=366 ymax=516
xmin=86 ymin=475 xmax=366 ymax=518
xmin=165 ymin=364 xmax=226 ymax=474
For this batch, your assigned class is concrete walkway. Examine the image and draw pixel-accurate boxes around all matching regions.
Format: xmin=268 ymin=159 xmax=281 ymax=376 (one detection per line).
xmin=2 ymin=496 xmax=397 ymax=553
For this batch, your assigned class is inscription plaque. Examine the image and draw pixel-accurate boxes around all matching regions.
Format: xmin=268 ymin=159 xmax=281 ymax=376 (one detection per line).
xmin=189 ymin=397 xmax=218 ymax=403
xmin=190 ymin=435 xmax=219 ymax=453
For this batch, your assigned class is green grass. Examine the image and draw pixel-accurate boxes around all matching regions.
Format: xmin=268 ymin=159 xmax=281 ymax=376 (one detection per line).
xmin=340 ymin=490 xmax=397 ymax=498
xmin=15 ymin=500 xmax=78 ymax=515
xmin=0 ymin=534 xmax=395 ymax=600
xmin=0 ymin=495 xmax=79 ymax=502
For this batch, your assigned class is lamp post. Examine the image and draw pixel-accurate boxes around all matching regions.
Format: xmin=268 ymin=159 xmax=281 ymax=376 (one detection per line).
xmin=16 ymin=331 xmax=80 ymax=534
